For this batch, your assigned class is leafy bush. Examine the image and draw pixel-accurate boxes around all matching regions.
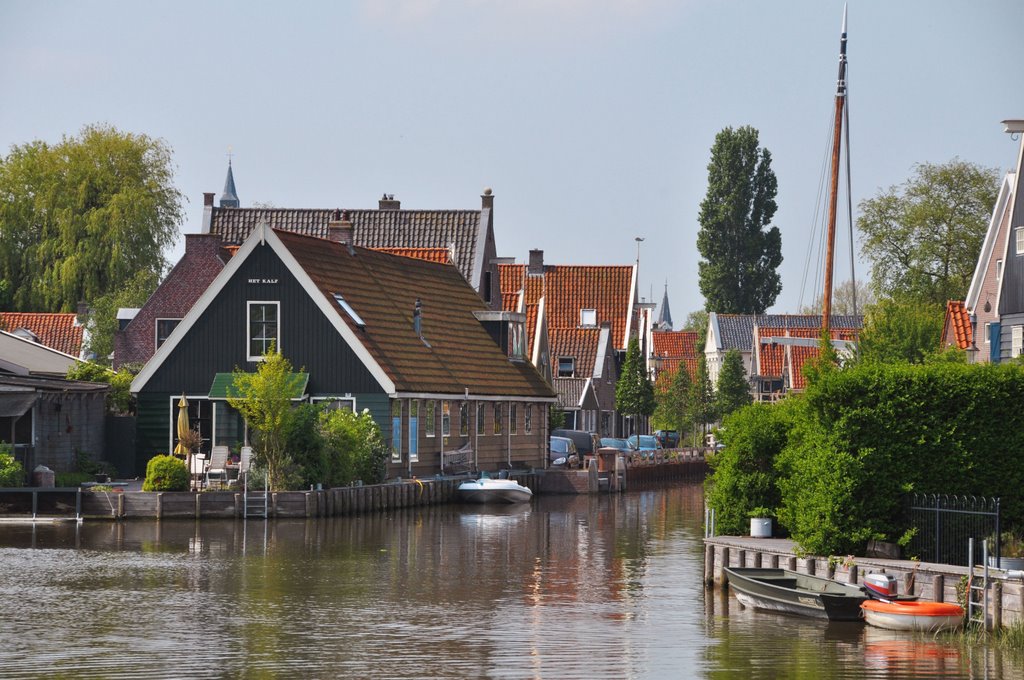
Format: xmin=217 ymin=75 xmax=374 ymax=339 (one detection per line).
xmin=285 ymin=403 xmax=327 ymax=488
xmin=320 ymin=408 xmax=388 ymax=487
xmin=65 ymin=361 xmax=137 ymax=415
xmin=706 ymin=401 xmax=795 ymax=535
xmin=142 ymin=454 xmax=189 ymax=492
xmin=0 ymin=444 xmax=25 ymax=487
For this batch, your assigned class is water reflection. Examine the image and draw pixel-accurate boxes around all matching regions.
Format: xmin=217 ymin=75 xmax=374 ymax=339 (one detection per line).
xmin=0 ymin=487 xmax=1019 ymax=679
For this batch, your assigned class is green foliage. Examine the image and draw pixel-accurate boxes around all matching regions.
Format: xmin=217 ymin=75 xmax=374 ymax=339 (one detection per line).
xmin=653 ymin=363 xmax=691 ymax=433
xmin=319 ymin=408 xmax=388 ymax=486
xmin=55 ymin=472 xmax=93 ymax=487
xmin=83 ymin=269 xmax=160 ymax=365
xmin=548 ymin=404 xmax=565 ymax=434
xmin=284 ymin=402 xmax=327 ymax=487
xmin=716 ymin=349 xmax=752 ymax=417
xmin=683 ymin=310 xmax=709 ymax=352
xmin=696 ymin=125 xmax=782 ymax=314
xmin=65 ymin=361 xmax=136 ymax=414
xmin=0 ymin=444 xmax=25 ymax=487
xmin=856 ymin=298 xmax=944 ymax=365
xmin=687 ymin=355 xmax=716 ymax=446
xmin=857 ymin=159 xmax=999 ymax=304
xmin=0 ymin=124 xmax=183 ymax=313
xmin=142 ymin=454 xmax=188 ymax=492
xmin=706 ymin=401 xmax=794 ymax=535
xmin=799 ymin=279 xmax=874 ymax=316
xmin=227 ymin=347 xmax=300 ymax=491
xmin=615 ymin=338 xmax=656 ymax=429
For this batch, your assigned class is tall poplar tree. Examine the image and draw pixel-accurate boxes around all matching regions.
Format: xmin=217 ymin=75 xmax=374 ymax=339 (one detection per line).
xmin=615 ymin=337 xmax=655 ymax=435
xmin=696 ymin=126 xmax=782 ymax=313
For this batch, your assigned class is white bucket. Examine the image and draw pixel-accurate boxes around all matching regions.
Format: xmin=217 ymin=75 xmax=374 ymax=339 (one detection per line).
xmin=750 ymin=518 xmax=773 ymax=538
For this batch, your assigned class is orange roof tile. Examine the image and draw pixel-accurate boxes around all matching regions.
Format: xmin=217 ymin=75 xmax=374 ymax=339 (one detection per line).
xmin=943 ymin=300 xmax=972 ymax=350
xmin=371 ymin=247 xmax=451 ymax=264
xmin=651 ymin=330 xmax=699 ymax=359
xmin=0 ymin=312 xmax=83 ymax=357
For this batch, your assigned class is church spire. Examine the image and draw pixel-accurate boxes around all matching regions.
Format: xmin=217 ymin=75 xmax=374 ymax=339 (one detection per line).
xmin=656 ymin=281 xmax=673 ymax=331
xmin=220 ymin=156 xmax=239 ymax=208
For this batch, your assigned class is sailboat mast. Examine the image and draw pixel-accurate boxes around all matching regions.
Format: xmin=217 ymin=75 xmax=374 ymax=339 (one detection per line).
xmin=822 ymin=5 xmax=848 ymax=333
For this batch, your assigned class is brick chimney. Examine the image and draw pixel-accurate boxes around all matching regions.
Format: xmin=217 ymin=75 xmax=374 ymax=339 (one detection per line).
xmin=378 ymin=193 xmax=400 ymax=210
xmin=528 ymin=249 xmax=544 ymax=276
xmin=481 ymin=187 xmax=493 ymax=210
xmin=201 ymin=192 xmax=216 ymax=233
xmin=328 ymin=209 xmax=354 ymax=245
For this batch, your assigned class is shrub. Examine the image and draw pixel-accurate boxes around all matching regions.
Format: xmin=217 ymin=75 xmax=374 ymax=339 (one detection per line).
xmin=320 ymin=408 xmax=388 ymax=487
xmin=0 ymin=444 xmax=25 ymax=487
xmin=285 ymin=402 xmax=327 ymax=488
xmin=706 ymin=400 xmax=795 ymax=535
xmin=56 ymin=472 xmax=94 ymax=487
xmin=142 ymin=454 xmax=189 ymax=491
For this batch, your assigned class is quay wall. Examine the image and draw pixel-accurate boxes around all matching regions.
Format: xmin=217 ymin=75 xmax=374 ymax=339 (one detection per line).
xmin=705 ymin=536 xmax=1024 ymax=630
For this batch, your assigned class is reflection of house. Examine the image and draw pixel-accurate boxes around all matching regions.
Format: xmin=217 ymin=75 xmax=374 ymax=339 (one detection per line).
xmin=0 ymin=312 xmax=85 ymax=359
xmin=958 ymin=121 xmax=1024 ymax=362
xmin=130 ymin=225 xmax=555 ymax=477
xmin=0 ymin=374 xmax=107 ymax=475
xmin=705 ymin=313 xmax=862 ymax=398
xmin=499 ymin=249 xmax=637 ymax=435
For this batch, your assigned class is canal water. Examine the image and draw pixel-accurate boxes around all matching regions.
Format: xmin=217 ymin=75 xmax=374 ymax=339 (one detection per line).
xmin=0 ymin=484 xmax=1018 ymax=678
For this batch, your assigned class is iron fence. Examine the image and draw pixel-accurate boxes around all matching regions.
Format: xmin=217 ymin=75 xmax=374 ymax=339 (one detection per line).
xmin=905 ymin=494 xmax=1000 ymax=567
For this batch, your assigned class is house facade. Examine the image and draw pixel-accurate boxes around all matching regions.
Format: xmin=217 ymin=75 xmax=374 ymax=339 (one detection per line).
xmin=130 ymin=226 xmax=555 ymax=478
xmin=499 ymin=249 xmax=637 ymax=436
xmin=989 ymin=121 xmax=1024 ymax=361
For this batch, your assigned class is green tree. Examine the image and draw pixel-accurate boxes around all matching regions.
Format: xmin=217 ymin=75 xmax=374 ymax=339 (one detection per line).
xmin=716 ymin=349 xmax=752 ymax=418
xmin=615 ymin=337 xmax=655 ymax=435
xmin=682 ymin=309 xmax=709 ymax=352
xmin=696 ymin=125 xmax=782 ymax=314
xmin=653 ymin=363 xmax=691 ymax=433
xmin=856 ymin=297 xmax=944 ymax=365
xmin=548 ymin=404 xmax=566 ymax=434
xmin=319 ymin=407 xmax=388 ymax=486
xmin=857 ymin=159 xmax=999 ymax=304
xmin=227 ymin=347 xmax=302 ymax=491
xmin=65 ymin=361 xmax=136 ymax=415
xmin=83 ymin=269 xmax=159 ymax=365
xmin=0 ymin=124 xmax=183 ymax=312
xmin=688 ymin=355 xmax=717 ymax=446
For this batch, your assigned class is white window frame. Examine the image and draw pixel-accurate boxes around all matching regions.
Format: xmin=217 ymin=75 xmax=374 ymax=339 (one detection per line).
xmin=1013 ymin=326 xmax=1023 ymax=358
xmin=476 ymin=402 xmax=486 ymax=436
xmin=155 ymin=318 xmax=182 ymax=350
xmin=580 ymin=308 xmax=597 ymax=326
xmin=247 ymin=301 xmax=280 ymax=361
xmin=558 ymin=356 xmax=575 ymax=378
xmin=441 ymin=400 xmax=451 ymax=437
xmin=510 ymin=403 xmax=518 ymax=435
xmin=311 ymin=396 xmax=356 ymax=412
xmin=409 ymin=399 xmax=419 ymax=462
xmin=425 ymin=400 xmax=436 ymax=438
xmin=1016 ymin=227 xmax=1024 ymax=255
xmin=493 ymin=402 xmax=503 ymax=435
xmin=459 ymin=401 xmax=469 ymax=437
xmin=525 ymin=404 xmax=533 ymax=434
xmin=997 ymin=259 xmax=1004 ymax=281
xmin=391 ymin=400 xmax=402 ymax=462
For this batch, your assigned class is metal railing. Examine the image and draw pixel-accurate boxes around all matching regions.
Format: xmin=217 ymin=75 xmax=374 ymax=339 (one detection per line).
xmin=906 ymin=494 xmax=1000 ymax=566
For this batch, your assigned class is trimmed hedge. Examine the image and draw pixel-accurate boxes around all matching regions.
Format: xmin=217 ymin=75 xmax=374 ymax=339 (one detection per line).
xmin=142 ymin=455 xmax=189 ymax=492
xmin=709 ymin=361 xmax=1024 ymax=556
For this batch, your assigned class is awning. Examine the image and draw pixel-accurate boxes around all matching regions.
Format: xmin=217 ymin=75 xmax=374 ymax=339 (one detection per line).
xmin=207 ymin=372 xmax=309 ymax=400
xmin=0 ymin=391 xmax=37 ymax=418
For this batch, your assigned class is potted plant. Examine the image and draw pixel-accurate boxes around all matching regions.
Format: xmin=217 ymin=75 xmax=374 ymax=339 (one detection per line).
xmin=989 ymin=530 xmax=1024 ymax=570
xmin=748 ymin=507 xmax=774 ymax=538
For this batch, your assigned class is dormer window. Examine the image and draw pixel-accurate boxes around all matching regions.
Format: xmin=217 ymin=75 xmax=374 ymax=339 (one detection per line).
xmin=558 ymin=357 xmax=575 ymax=378
xmin=580 ymin=308 xmax=597 ymax=327
xmin=509 ymin=321 xmax=526 ymax=360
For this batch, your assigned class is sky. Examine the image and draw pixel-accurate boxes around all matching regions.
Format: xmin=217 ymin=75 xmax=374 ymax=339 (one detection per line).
xmin=2 ymin=0 xmax=1023 ymax=321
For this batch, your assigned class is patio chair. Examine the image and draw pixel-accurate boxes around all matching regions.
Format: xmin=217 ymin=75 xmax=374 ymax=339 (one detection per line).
xmin=190 ymin=453 xmax=207 ymax=491
xmin=205 ymin=446 xmax=230 ymax=488
xmin=228 ymin=446 xmax=254 ymax=488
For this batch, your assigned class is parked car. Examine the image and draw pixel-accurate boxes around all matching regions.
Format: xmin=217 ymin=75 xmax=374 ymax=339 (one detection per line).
xmin=551 ymin=429 xmax=600 ymax=456
xmin=627 ymin=435 xmax=663 ymax=452
xmin=549 ymin=436 xmax=579 ymax=468
xmin=599 ymin=437 xmax=633 ymax=455
xmin=654 ymin=430 xmax=679 ymax=448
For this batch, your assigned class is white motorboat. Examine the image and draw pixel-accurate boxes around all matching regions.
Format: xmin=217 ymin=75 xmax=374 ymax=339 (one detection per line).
xmin=457 ymin=477 xmax=532 ymax=504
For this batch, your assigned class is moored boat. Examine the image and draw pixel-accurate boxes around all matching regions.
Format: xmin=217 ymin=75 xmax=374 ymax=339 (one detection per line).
xmin=725 ymin=567 xmax=867 ymax=621
xmin=457 ymin=477 xmax=532 ymax=504
xmin=860 ymin=600 xmax=964 ymax=632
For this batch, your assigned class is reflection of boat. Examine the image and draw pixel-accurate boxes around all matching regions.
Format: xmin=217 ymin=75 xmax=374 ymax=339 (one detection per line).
xmin=860 ymin=600 xmax=964 ymax=632
xmin=457 ymin=478 xmax=532 ymax=504
xmin=725 ymin=568 xmax=867 ymax=621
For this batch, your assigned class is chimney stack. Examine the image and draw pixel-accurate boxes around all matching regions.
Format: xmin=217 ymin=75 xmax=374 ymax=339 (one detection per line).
xmin=203 ymin=192 xmax=215 ymax=207
xmin=481 ymin=187 xmax=493 ymax=210
xmin=379 ymin=193 xmax=400 ymax=210
xmin=328 ymin=209 xmax=354 ymax=247
xmin=528 ymin=249 xmax=544 ymax=276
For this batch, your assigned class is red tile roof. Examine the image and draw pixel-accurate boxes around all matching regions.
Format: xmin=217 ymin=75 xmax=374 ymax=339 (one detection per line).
xmin=371 ymin=247 xmax=451 ymax=265
xmin=753 ymin=324 xmax=861 ymax=391
xmin=0 ymin=312 xmax=82 ymax=357
xmin=942 ymin=300 xmax=972 ymax=350
xmin=650 ymin=330 xmax=700 ymax=386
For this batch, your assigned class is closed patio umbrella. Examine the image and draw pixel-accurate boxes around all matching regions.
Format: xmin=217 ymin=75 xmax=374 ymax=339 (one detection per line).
xmin=174 ymin=394 xmax=189 ymax=457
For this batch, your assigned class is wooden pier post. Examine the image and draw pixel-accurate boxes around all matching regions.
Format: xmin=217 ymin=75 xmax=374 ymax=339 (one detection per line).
xmin=715 ymin=547 xmax=730 ymax=585
xmin=705 ymin=544 xmax=715 ymax=588
xmin=933 ymin=574 xmax=944 ymax=603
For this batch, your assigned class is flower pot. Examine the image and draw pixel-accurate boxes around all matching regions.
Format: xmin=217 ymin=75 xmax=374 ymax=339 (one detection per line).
xmin=988 ymin=556 xmax=1024 ymax=570
xmin=750 ymin=517 xmax=773 ymax=538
